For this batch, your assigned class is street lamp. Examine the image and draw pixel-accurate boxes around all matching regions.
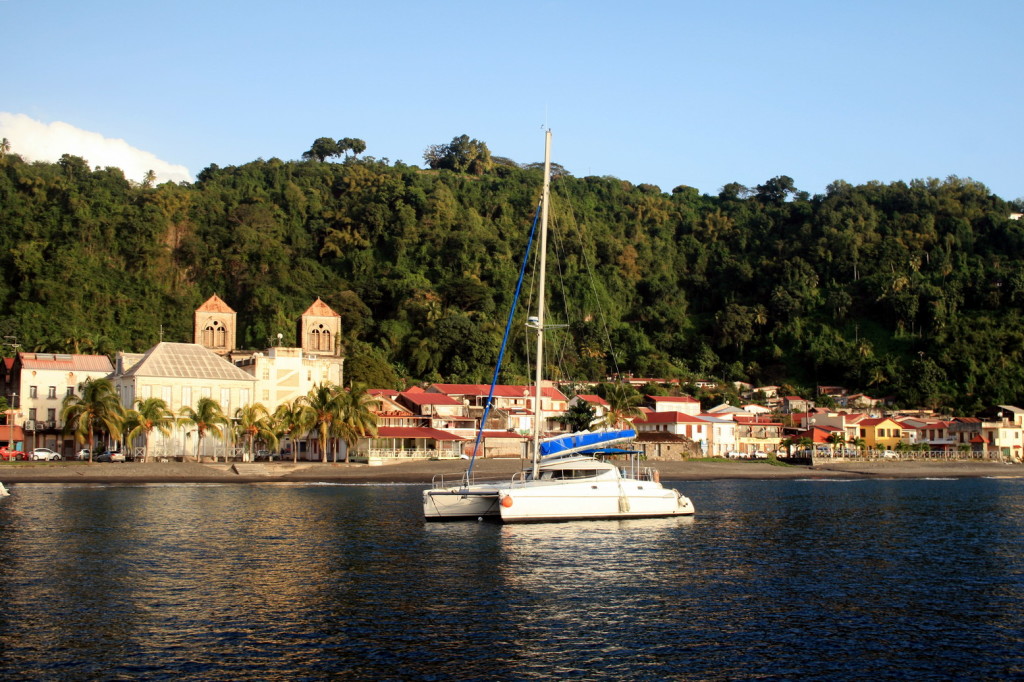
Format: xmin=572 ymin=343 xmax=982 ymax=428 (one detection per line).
xmin=6 ymin=392 xmax=17 ymax=451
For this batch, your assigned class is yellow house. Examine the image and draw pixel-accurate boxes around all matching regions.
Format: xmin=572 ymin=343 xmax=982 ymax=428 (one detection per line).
xmin=858 ymin=417 xmax=904 ymax=449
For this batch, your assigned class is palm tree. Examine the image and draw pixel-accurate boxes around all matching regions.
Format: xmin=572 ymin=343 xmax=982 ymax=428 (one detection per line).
xmin=123 ymin=397 xmax=174 ymax=462
xmin=333 ymin=383 xmax=379 ymax=464
xmin=825 ymin=432 xmax=846 ymax=457
xmin=849 ymin=436 xmax=867 ymax=457
xmin=0 ymin=137 xmax=10 ymax=158
xmin=601 ymin=383 xmax=644 ymax=428
xmin=61 ymin=378 xmax=124 ymax=462
xmin=273 ymin=400 xmax=313 ymax=463
xmin=178 ymin=397 xmax=228 ymax=461
xmin=297 ymin=383 xmax=344 ymax=463
xmin=235 ymin=403 xmax=277 ymax=461
xmin=142 ymin=169 xmax=157 ymax=188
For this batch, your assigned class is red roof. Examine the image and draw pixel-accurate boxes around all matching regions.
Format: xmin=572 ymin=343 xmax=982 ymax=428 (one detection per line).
xmin=18 ymin=353 xmax=114 ymax=372
xmin=196 ymin=294 xmax=235 ymax=313
xmin=431 ymin=383 xmax=567 ymax=401
xmin=576 ymin=394 xmax=609 ymax=406
xmin=373 ymin=427 xmax=466 ymax=440
xmin=400 ymin=392 xmax=462 ymax=406
xmin=647 ymin=395 xmax=698 ymax=403
xmin=302 ymin=297 xmax=340 ymax=318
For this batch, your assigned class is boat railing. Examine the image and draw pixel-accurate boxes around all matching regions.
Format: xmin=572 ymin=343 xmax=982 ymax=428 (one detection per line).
xmin=430 ymin=471 xmax=476 ymax=489
xmin=620 ymin=466 xmax=659 ymax=482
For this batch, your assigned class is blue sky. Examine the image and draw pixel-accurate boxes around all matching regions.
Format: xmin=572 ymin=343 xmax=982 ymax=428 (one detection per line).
xmin=3 ymin=0 xmax=1022 ymax=200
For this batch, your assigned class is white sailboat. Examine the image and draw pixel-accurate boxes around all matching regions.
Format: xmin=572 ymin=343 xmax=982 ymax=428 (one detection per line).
xmin=0 ymin=481 xmax=9 ymax=497
xmin=422 ymin=130 xmax=694 ymax=523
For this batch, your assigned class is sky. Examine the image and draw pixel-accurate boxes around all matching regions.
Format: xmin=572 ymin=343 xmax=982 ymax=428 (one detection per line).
xmin=2 ymin=0 xmax=1021 ymax=200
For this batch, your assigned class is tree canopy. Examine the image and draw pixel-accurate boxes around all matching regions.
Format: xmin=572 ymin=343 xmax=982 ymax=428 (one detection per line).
xmin=2 ymin=136 xmax=1024 ymax=413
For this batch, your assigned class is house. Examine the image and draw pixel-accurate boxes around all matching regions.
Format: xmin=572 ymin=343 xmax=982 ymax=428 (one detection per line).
xmin=782 ymin=395 xmax=814 ymax=414
xmin=645 ymin=395 xmax=700 ymax=416
xmin=733 ymin=414 xmax=785 ymax=454
xmin=856 ymin=417 xmax=905 ymax=450
xmin=10 ymin=352 xmax=115 ymax=455
xmin=948 ymin=416 xmax=1023 ymax=459
xmin=427 ymin=383 xmax=569 ymax=435
xmin=634 ymin=411 xmax=709 ymax=452
xmin=569 ymin=394 xmax=610 ymax=423
xmin=697 ymin=413 xmax=738 ymax=457
xmin=352 ymin=426 xmax=467 ymax=464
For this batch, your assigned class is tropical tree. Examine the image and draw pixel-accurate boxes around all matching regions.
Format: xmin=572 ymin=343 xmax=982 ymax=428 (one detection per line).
xmin=142 ymin=169 xmax=157 ymax=188
xmin=0 ymin=137 xmax=10 ymax=158
xmin=123 ymin=397 xmax=174 ymax=462
xmin=302 ymin=137 xmax=339 ymax=162
xmin=60 ymin=378 xmax=125 ymax=462
xmin=333 ymin=383 xmax=379 ymax=464
xmin=234 ymin=403 xmax=277 ymax=461
xmin=849 ymin=436 xmax=867 ymax=457
xmin=601 ymin=383 xmax=644 ymax=428
xmin=178 ymin=397 xmax=228 ymax=461
xmin=556 ymin=400 xmax=597 ymax=433
xmin=273 ymin=399 xmax=314 ymax=463
xmin=298 ymin=383 xmax=344 ymax=463
xmin=825 ymin=432 xmax=846 ymax=456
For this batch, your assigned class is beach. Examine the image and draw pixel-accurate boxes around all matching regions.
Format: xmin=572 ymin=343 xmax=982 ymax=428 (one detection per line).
xmin=1 ymin=457 xmax=1020 ymax=485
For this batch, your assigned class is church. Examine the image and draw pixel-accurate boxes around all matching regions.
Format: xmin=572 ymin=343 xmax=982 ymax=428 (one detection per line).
xmin=111 ymin=295 xmax=346 ymax=437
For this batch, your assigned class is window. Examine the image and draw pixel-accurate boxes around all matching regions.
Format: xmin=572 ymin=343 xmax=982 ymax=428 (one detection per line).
xmin=66 ymin=386 xmax=75 ymax=397
xmin=29 ymin=386 xmax=37 ymax=398
xmin=28 ymin=408 xmax=37 ymax=421
xmin=203 ymin=320 xmax=227 ymax=348
xmin=47 ymin=409 xmax=55 ymax=422
xmin=181 ymin=386 xmax=192 ymax=409
xmin=48 ymin=386 xmax=57 ymax=399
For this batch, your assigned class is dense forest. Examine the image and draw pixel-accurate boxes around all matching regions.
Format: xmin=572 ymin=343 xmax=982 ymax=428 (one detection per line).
xmin=1 ymin=134 xmax=1022 ymax=414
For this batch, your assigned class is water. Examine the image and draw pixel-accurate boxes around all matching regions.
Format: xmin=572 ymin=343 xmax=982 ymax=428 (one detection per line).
xmin=1 ymin=477 xmax=1022 ymax=680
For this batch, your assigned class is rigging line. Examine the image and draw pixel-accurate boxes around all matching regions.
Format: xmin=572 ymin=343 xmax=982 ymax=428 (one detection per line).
xmin=546 ymin=200 xmax=581 ymax=385
xmin=465 ymin=199 xmax=542 ymax=481
xmin=561 ymin=191 xmax=622 ymax=378
xmin=557 ymin=186 xmax=625 ymax=380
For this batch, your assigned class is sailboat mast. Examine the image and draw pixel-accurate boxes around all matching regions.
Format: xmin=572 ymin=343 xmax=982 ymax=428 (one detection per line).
xmin=532 ymin=129 xmax=552 ymax=479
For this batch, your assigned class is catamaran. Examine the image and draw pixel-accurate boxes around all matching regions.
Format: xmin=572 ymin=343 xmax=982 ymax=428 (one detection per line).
xmin=422 ymin=130 xmax=694 ymax=522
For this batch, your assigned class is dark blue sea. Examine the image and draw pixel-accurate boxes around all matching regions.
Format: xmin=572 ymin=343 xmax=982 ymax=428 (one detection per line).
xmin=1 ymin=476 xmax=1022 ymax=680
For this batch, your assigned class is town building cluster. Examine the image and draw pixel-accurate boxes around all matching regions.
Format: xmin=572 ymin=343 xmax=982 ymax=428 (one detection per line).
xmin=1 ymin=296 xmax=1020 ymax=463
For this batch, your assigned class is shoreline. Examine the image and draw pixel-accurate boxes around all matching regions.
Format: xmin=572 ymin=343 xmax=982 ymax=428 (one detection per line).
xmin=1 ymin=458 xmax=1021 ymax=485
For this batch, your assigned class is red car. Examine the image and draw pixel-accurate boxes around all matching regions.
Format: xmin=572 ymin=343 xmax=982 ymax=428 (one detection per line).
xmin=0 ymin=446 xmax=27 ymax=461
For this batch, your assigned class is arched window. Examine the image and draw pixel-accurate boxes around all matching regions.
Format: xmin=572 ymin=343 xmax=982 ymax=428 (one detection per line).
xmin=203 ymin=320 xmax=226 ymax=348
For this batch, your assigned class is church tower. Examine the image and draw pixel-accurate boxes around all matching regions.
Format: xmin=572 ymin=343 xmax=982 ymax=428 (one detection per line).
xmin=298 ymin=297 xmax=341 ymax=356
xmin=193 ymin=294 xmax=237 ymax=355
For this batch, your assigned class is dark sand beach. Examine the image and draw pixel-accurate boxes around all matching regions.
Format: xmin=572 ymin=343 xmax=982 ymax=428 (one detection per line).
xmin=1 ymin=457 xmax=1020 ymax=485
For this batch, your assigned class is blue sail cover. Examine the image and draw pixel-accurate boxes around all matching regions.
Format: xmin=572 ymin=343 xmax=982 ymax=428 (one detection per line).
xmin=539 ymin=429 xmax=637 ymax=458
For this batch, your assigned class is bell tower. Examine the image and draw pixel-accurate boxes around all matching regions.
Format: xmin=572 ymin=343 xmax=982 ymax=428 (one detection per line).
xmin=193 ymin=294 xmax=237 ymax=355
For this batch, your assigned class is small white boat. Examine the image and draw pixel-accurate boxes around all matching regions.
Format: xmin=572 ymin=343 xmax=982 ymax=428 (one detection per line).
xmin=0 ymin=482 xmax=9 ymax=497
xmin=423 ymin=130 xmax=695 ymax=523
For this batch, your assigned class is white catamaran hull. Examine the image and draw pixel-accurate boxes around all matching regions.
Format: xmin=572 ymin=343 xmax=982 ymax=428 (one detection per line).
xmin=496 ymin=479 xmax=693 ymax=523
xmin=423 ymin=486 xmax=501 ymax=520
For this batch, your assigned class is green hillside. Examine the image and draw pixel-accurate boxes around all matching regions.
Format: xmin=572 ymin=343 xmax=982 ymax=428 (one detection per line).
xmin=1 ymin=138 xmax=1021 ymax=413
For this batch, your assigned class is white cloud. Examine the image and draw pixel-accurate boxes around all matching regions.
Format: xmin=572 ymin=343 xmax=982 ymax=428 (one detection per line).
xmin=0 ymin=112 xmax=192 ymax=185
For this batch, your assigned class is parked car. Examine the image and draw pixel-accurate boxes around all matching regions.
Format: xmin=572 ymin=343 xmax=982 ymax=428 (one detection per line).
xmin=95 ymin=450 xmax=126 ymax=463
xmin=751 ymin=451 xmax=769 ymax=459
xmin=75 ymin=448 xmax=91 ymax=460
xmin=30 ymin=447 xmax=62 ymax=461
xmin=0 ymin=446 xmax=27 ymax=461
xmin=254 ymin=450 xmax=279 ymax=461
